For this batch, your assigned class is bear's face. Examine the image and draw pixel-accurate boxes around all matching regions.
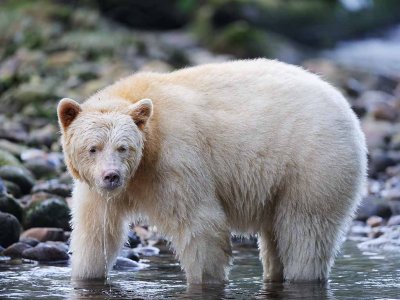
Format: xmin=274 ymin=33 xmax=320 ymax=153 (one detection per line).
xmin=57 ymin=98 xmax=153 ymax=195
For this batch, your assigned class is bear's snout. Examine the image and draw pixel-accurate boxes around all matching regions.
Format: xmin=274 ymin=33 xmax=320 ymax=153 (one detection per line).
xmin=102 ymin=170 xmax=121 ymax=190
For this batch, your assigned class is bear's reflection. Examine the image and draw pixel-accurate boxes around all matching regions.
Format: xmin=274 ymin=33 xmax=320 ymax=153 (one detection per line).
xmin=71 ymin=279 xmax=335 ymax=299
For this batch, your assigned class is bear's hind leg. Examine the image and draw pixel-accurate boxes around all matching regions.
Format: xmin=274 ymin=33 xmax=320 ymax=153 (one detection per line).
xmin=258 ymin=228 xmax=284 ymax=282
xmin=274 ymin=196 xmax=350 ymax=282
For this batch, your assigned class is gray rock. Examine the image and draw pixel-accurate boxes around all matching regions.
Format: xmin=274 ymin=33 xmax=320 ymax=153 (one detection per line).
xmin=0 ymin=178 xmax=5 ymax=195
xmin=0 ymin=139 xmax=27 ymax=157
xmin=0 ymin=149 xmax=21 ymax=168
xmin=113 ymin=257 xmax=145 ymax=271
xmin=2 ymin=180 xmax=22 ymax=198
xmin=32 ymin=180 xmax=72 ymax=198
xmin=19 ymin=237 xmax=39 ymax=247
xmin=119 ymin=247 xmax=140 ymax=262
xmin=0 ymin=193 xmax=23 ymax=222
xmin=387 ymin=215 xmax=400 ymax=226
xmin=133 ymin=246 xmax=160 ymax=257
xmin=28 ymin=124 xmax=58 ymax=148
xmin=355 ymin=196 xmax=392 ymax=221
xmin=24 ymin=158 xmax=58 ymax=179
xmin=0 ymin=212 xmax=21 ymax=248
xmin=2 ymin=242 xmax=32 ymax=258
xmin=0 ymin=165 xmax=35 ymax=195
xmin=22 ymin=243 xmax=69 ymax=262
xmin=389 ymin=200 xmax=400 ymax=215
xmin=24 ymin=198 xmax=71 ymax=230
xmin=368 ymin=153 xmax=396 ymax=178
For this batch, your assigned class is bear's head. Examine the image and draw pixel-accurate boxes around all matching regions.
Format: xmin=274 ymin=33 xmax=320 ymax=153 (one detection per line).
xmin=57 ymin=97 xmax=153 ymax=195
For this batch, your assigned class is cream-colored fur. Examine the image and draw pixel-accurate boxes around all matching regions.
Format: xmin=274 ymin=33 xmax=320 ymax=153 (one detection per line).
xmin=57 ymin=59 xmax=367 ymax=284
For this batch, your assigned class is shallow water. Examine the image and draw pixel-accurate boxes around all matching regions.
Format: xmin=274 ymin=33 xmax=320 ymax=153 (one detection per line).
xmin=0 ymin=241 xmax=399 ymax=299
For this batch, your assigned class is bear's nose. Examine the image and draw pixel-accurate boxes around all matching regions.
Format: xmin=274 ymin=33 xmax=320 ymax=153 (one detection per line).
xmin=103 ymin=171 xmax=120 ymax=185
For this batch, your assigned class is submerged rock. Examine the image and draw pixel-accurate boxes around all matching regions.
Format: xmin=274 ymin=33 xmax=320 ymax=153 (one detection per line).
xmin=113 ymin=257 xmax=147 ymax=271
xmin=22 ymin=242 xmax=69 ymax=262
xmin=24 ymin=198 xmax=71 ymax=230
xmin=0 ymin=212 xmax=21 ymax=248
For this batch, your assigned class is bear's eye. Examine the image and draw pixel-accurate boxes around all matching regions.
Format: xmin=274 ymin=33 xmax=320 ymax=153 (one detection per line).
xmin=89 ymin=146 xmax=97 ymax=154
xmin=117 ymin=146 xmax=127 ymax=153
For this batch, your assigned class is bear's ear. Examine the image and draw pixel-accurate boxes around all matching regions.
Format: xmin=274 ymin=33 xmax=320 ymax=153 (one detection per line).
xmin=128 ymin=98 xmax=153 ymax=129
xmin=57 ymin=98 xmax=81 ymax=131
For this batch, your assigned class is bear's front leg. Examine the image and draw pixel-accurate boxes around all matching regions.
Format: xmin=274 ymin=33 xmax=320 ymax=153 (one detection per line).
xmin=69 ymin=182 xmax=128 ymax=280
xmin=172 ymin=219 xmax=232 ymax=285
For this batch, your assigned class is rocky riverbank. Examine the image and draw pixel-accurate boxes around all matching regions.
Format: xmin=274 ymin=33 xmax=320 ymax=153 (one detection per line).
xmin=1 ymin=1 xmax=400 ymax=268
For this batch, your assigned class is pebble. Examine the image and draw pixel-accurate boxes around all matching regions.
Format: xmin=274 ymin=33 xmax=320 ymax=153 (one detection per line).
xmin=22 ymin=243 xmax=69 ymax=262
xmin=21 ymin=227 xmax=65 ymax=242
xmin=0 ymin=212 xmax=21 ymax=248
xmin=2 ymin=242 xmax=32 ymax=258
xmin=367 ymin=216 xmax=384 ymax=227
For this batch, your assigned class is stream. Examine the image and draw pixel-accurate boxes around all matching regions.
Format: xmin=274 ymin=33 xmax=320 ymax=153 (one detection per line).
xmin=1 ymin=240 xmax=399 ymax=299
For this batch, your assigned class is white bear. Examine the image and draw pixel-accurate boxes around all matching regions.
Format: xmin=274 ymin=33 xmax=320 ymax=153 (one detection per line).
xmin=57 ymin=59 xmax=367 ymax=284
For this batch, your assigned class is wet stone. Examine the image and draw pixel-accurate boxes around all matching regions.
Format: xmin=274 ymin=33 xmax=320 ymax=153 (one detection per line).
xmin=119 ymin=248 xmax=140 ymax=262
xmin=22 ymin=243 xmax=69 ymax=262
xmin=2 ymin=242 xmax=32 ymax=258
xmin=24 ymin=159 xmax=58 ymax=179
xmin=113 ymin=257 xmax=144 ymax=271
xmin=21 ymin=227 xmax=65 ymax=242
xmin=0 ymin=193 xmax=24 ymax=222
xmin=19 ymin=237 xmax=39 ymax=247
xmin=0 ymin=212 xmax=21 ymax=248
xmin=0 ymin=166 xmax=35 ymax=195
xmin=31 ymin=180 xmax=72 ymax=198
xmin=133 ymin=246 xmax=160 ymax=257
xmin=24 ymin=198 xmax=71 ymax=230
xmin=0 ymin=149 xmax=22 ymax=168
xmin=355 ymin=196 xmax=392 ymax=221
xmin=2 ymin=180 xmax=22 ymax=198
xmin=125 ymin=230 xmax=141 ymax=248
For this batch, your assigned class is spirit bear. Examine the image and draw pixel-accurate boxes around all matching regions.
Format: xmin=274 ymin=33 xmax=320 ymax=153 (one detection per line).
xmin=57 ymin=59 xmax=367 ymax=284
